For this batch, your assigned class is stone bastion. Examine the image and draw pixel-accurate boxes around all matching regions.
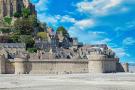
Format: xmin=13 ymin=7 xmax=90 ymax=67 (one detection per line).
xmin=0 ymin=55 xmax=129 ymax=74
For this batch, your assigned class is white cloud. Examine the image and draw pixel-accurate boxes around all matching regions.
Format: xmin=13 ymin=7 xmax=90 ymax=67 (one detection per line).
xmin=76 ymin=0 xmax=125 ymax=16
xmin=38 ymin=14 xmax=77 ymax=27
xmin=55 ymin=15 xmax=77 ymax=23
xmin=123 ymin=37 xmax=135 ymax=45
xmin=69 ymin=28 xmax=111 ymax=45
xmin=112 ymin=48 xmax=129 ymax=57
xmin=87 ymin=31 xmax=110 ymax=44
xmin=88 ymin=31 xmax=106 ymax=36
xmin=93 ymin=38 xmax=111 ymax=44
xmin=34 ymin=0 xmax=49 ymax=12
xmin=75 ymin=19 xmax=95 ymax=29
xmin=69 ymin=19 xmax=95 ymax=31
xmin=37 ymin=13 xmax=57 ymax=25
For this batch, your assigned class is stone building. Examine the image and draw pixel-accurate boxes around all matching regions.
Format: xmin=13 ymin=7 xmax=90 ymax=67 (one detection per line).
xmin=0 ymin=2 xmax=129 ymax=74
xmin=0 ymin=42 xmax=129 ymax=74
xmin=0 ymin=43 xmax=26 ymax=59
xmin=0 ymin=0 xmax=36 ymax=18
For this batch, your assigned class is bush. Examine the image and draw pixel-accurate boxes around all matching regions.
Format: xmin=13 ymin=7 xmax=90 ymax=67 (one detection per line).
xmin=14 ymin=18 xmax=34 ymax=35
xmin=10 ymin=34 xmax=20 ymax=43
xmin=4 ymin=16 xmax=12 ymax=25
xmin=56 ymin=26 xmax=69 ymax=36
xmin=37 ymin=32 xmax=48 ymax=40
xmin=14 ymin=12 xmax=21 ymax=18
xmin=19 ymin=35 xmax=35 ymax=48
xmin=22 ymin=8 xmax=30 ymax=18
xmin=27 ymin=48 xmax=37 ymax=53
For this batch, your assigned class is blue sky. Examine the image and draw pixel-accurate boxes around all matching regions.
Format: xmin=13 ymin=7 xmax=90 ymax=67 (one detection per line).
xmin=30 ymin=0 xmax=135 ymax=63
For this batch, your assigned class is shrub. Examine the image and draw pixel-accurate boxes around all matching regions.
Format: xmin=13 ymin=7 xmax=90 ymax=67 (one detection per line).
xmin=27 ymin=48 xmax=37 ymax=53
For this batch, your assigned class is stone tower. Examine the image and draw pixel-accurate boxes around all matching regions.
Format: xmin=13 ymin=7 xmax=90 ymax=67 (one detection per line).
xmin=0 ymin=0 xmax=35 ymax=19
xmin=0 ymin=55 xmax=6 ymax=74
xmin=0 ymin=0 xmax=24 ymax=18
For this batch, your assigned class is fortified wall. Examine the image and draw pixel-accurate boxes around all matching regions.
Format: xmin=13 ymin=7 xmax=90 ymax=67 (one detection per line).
xmin=0 ymin=55 xmax=129 ymax=74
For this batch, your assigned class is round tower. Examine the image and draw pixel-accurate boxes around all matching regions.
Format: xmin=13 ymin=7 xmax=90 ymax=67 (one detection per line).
xmin=88 ymin=54 xmax=106 ymax=73
xmin=14 ymin=57 xmax=27 ymax=74
xmin=122 ymin=63 xmax=129 ymax=72
xmin=0 ymin=55 xmax=6 ymax=74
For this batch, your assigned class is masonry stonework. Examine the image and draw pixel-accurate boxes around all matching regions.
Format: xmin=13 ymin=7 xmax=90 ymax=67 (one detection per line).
xmin=0 ymin=55 xmax=128 ymax=74
xmin=0 ymin=55 xmax=5 ymax=74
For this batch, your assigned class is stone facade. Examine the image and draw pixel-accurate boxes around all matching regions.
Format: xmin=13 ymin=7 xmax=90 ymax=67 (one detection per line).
xmin=0 ymin=43 xmax=129 ymax=74
xmin=0 ymin=0 xmax=36 ymax=18
xmin=0 ymin=55 xmax=128 ymax=74
xmin=0 ymin=0 xmax=22 ymax=18
xmin=0 ymin=43 xmax=26 ymax=59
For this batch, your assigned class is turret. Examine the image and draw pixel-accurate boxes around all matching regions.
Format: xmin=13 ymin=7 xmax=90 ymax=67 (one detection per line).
xmin=14 ymin=53 xmax=28 ymax=74
xmin=87 ymin=48 xmax=117 ymax=73
xmin=0 ymin=55 xmax=6 ymax=74
xmin=122 ymin=63 xmax=129 ymax=72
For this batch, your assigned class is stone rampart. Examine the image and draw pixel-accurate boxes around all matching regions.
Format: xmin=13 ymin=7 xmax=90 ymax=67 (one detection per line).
xmin=116 ymin=63 xmax=129 ymax=72
xmin=25 ymin=59 xmax=88 ymax=74
xmin=88 ymin=59 xmax=117 ymax=73
xmin=0 ymin=55 xmax=5 ymax=74
xmin=0 ymin=57 xmax=128 ymax=74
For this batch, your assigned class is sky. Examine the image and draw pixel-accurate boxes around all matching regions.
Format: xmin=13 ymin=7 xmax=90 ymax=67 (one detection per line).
xmin=30 ymin=0 xmax=135 ymax=63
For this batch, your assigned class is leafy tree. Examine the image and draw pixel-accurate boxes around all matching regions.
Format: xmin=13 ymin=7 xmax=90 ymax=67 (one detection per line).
xmin=27 ymin=48 xmax=37 ymax=53
xmin=14 ymin=18 xmax=34 ymax=35
xmin=29 ymin=14 xmax=38 ymax=27
xmin=10 ymin=34 xmax=20 ymax=43
xmin=0 ymin=28 xmax=11 ymax=33
xmin=22 ymin=8 xmax=30 ymax=18
xmin=56 ymin=26 xmax=69 ymax=36
xmin=13 ymin=12 xmax=21 ymax=18
xmin=3 ymin=16 xmax=12 ymax=25
xmin=19 ymin=35 xmax=34 ymax=48
xmin=37 ymin=32 xmax=48 ymax=40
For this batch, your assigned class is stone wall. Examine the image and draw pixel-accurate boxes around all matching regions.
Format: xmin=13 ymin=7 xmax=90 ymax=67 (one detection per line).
xmin=0 ymin=57 xmax=128 ymax=74
xmin=10 ymin=59 xmax=88 ymax=74
xmin=88 ymin=59 xmax=117 ymax=73
xmin=0 ymin=55 xmax=5 ymax=74
xmin=116 ymin=63 xmax=129 ymax=72
xmin=5 ymin=60 xmax=15 ymax=74
xmin=28 ymin=60 xmax=88 ymax=74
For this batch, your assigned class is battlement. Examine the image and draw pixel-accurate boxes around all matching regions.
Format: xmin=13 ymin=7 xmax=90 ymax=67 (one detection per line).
xmin=0 ymin=56 xmax=129 ymax=74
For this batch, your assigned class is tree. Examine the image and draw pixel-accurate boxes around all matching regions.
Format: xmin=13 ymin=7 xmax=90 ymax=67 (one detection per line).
xmin=13 ymin=12 xmax=21 ymax=18
xmin=14 ymin=18 xmax=34 ymax=35
xmin=22 ymin=8 xmax=30 ymax=18
xmin=19 ymin=35 xmax=35 ymax=48
xmin=29 ymin=14 xmax=38 ymax=27
xmin=27 ymin=48 xmax=37 ymax=53
xmin=10 ymin=34 xmax=20 ymax=43
xmin=37 ymin=32 xmax=48 ymax=40
xmin=56 ymin=26 xmax=69 ymax=36
xmin=3 ymin=16 xmax=12 ymax=25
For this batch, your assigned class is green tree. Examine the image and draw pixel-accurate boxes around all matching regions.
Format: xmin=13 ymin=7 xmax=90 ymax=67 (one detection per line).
xmin=27 ymin=48 xmax=37 ymax=53
xmin=29 ymin=14 xmax=38 ymax=27
xmin=19 ymin=35 xmax=35 ymax=48
xmin=3 ymin=16 xmax=12 ymax=25
xmin=14 ymin=18 xmax=34 ymax=35
xmin=10 ymin=34 xmax=20 ymax=43
xmin=56 ymin=26 xmax=69 ymax=36
xmin=13 ymin=12 xmax=21 ymax=18
xmin=37 ymin=32 xmax=48 ymax=40
xmin=22 ymin=8 xmax=30 ymax=18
